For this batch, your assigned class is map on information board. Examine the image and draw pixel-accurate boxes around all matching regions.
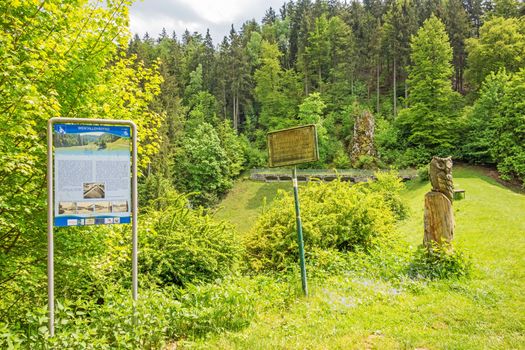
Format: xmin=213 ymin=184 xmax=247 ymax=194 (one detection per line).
xmin=53 ymin=124 xmax=131 ymax=227
xmin=267 ymin=125 xmax=319 ymax=167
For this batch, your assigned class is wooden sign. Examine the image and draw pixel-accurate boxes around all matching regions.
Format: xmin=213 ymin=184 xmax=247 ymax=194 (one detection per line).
xmin=267 ymin=125 xmax=319 ymax=167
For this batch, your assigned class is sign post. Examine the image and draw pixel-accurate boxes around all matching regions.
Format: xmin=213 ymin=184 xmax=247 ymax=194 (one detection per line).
xmin=267 ymin=125 xmax=319 ymax=296
xmin=47 ymin=118 xmax=138 ymax=336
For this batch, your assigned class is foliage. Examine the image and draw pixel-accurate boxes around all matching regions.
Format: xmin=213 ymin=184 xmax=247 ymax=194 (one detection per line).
xmin=374 ymin=116 xmax=400 ymax=165
xmin=0 ymin=280 xmax=256 ymax=349
xmin=297 ymin=92 xmax=331 ymax=166
xmin=239 ymin=135 xmax=267 ymax=168
xmin=465 ymin=16 xmax=525 ymax=90
xmin=417 ymin=164 xmax=430 ymax=182
xmin=254 ymin=40 xmax=301 ymax=130
xmin=396 ymin=16 xmax=462 ymax=157
xmin=488 ymin=69 xmax=525 ymax=182
xmin=172 ymin=123 xmax=234 ymax=206
xmin=463 ymin=69 xmax=525 ymax=182
xmin=462 ymin=70 xmax=510 ymax=164
xmin=245 ymin=179 xmax=398 ymax=272
xmin=408 ymin=242 xmax=472 ymax=280
xmin=138 ymin=193 xmax=242 ymax=287
xmin=0 ymin=0 xmax=163 ymax=324
xmin=217 ymin=120 xmax=246 ymax=178
xmin=367 ymin=171 xmax=409 ymax=220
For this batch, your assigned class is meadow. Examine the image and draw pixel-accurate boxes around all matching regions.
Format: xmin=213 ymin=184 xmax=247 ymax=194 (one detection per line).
xmin=195 ymin=166 xmax=525 ymax=349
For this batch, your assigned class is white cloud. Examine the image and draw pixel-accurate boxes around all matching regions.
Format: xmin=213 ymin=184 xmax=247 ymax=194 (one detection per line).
xmin=176 ymin=0 xmax=244 ymax=24
xmin=130 ymin=0 xmax=285 ymax=43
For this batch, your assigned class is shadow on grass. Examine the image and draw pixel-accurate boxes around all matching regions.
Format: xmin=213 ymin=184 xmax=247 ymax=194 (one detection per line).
xmin=404 ymin=165 xmax=524 ymax=196
xmin=245 ymin=182 xmax=291 ymax=210
xmin=402 ymin=179 xmax=429 ymax=193
xmin=454 ymin=164 xmax=525 ymax=195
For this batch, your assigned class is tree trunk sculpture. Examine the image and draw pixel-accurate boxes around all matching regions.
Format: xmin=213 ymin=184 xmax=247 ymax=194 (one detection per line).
xmin=424 ymin=156 xmax=455 ymax=249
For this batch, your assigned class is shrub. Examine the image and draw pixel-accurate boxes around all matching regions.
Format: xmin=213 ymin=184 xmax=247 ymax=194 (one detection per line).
xmin=417 ymin=164 xmax=430 ymax=182
xmin=138 ymin=194 xmax=243 ymax=287
xmin=408 ymin=242 xmax=472 ymax=280
xmin=352 ymin=154 xmax=380 ymax=170
xmin=367 ymin=170 xmax=409 ymax=220
xmin=245 ymin=180 xmax=398 ymax=272
xmin=9 ymin=281 xmax=257 ymax=349
xmin=172 ymin=279 xmax=256 ymax=337
xmin=239 ymin=134 xmax=267 ymax=168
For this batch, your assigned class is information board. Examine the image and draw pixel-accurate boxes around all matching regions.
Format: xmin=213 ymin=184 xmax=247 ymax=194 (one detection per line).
xmin=267 ymin=125 xmax=319 ymax=167
xmin=53 ymin=124 xmax=131 ymax=226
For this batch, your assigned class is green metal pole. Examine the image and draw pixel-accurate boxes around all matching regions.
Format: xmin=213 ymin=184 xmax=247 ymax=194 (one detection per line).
xmin=292 ymin=167 xmax=308 ymax=296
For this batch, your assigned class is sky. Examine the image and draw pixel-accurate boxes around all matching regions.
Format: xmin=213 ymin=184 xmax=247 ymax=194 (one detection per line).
xmin=129 ymin=0 xmax=285 ymax=44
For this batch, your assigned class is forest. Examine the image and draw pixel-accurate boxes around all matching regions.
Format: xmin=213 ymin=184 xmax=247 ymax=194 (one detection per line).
xmin=125 ymin=0 xmax=525 ymax=206
xmin=1 ymin=0 xmax=525 ymax=348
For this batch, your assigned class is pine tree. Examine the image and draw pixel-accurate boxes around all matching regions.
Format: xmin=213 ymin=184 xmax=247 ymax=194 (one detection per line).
xmin=382 ymin=0 xmax=418 ymax=116
xmin=442 ymin=0 xmax=471 ymax=93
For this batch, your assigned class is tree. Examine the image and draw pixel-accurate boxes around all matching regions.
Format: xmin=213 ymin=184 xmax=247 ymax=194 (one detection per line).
xmin=492 ymin=0 xmax=521 ymax=18
xmin=0 ymin=0 xmax=163 ymax=321
xmin=254 ymin=41 xmax=301 ymax=130
xmin=304 ymin=14 xmax=331 ymax=91
xmin=464 ymin=69 xmax=525 ymax=182
xmin=397 ymin=16 xmax=462 ymax=155
xmin=465 ymin=16 xmax=525 ymax=91
xmin=382 ymin=0 xmax=418 ymax=116
xmin=462 ymin=0 xmax=484 ymax=36
xmin=442 ymin=0 xmax=471 ymax=93
xmin=172 ymin=123 xmax=233 ymax=206
xmin=462 ymin=70 xmax=509 ymax=163
xmin=325 ymin=16 xmax=357 ymax=110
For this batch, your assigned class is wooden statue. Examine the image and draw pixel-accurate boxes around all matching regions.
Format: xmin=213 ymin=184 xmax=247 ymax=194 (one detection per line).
xmin=424 ymin=156 xmax=454 ymax=248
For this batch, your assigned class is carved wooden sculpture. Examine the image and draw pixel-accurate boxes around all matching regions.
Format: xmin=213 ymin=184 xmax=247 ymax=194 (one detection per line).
xmin=424 ymin=156 xmax=455 ymax=248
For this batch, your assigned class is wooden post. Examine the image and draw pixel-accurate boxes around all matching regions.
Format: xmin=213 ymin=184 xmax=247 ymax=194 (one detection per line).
xmin=424 ymin=191 xmax=454 ymax=247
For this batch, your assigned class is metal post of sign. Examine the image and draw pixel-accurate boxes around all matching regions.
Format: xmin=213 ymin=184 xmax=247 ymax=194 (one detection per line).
xmin=292 ymin=167 xmax=308 ymax=296
xmin=130 ymin=122 xmax=138 ymax=303
xmin=47 ymin=117 xmax=138 ymax=336
xmin=46 ymin=119 xmax=55 ymax=337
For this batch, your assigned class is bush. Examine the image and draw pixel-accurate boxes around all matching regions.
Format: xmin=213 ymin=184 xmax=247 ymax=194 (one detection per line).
xmin=367 ymin=170 xmax=409 ymax=220
xmin=417 ymin=164 xmax=430 ymax=182
xmin=239 ymin=134 xmax=267 ymax=168
xmin=245 ymin=180 xmax=398 ymax=272
xmin=5 ymin=281 xmax=257 ymax=349
xmin=138 ymin=193 xmax=243 ymax=287
xmin=331 ymin=148 xmax=351 ymax=169
xmin=408 ymin=242 xmax=472 ymax=280
xmin=352 ymin=154 xmax=380 ymax=169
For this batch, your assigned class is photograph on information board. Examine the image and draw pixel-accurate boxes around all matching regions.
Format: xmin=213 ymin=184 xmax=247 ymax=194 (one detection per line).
xmin=53 ymin=124 xmax=132 ymax=227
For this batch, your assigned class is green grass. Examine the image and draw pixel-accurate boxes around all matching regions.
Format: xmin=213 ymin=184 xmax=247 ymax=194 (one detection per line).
xmin=213 ymin=179 xmax=291 ymax=234
xmin=189 ymin=166 xmax=525 ymax=349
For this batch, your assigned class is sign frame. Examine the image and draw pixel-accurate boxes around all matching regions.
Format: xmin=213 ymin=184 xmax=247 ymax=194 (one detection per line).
xmin=267 ymin=124 xmax=319 ymax=168
xmin=46 ymin=117 xmax=139 ymax=336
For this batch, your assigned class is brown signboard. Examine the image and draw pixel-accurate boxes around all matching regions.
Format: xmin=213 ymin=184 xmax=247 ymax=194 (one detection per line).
xmin=267 ymin=125 xmax=319 ymax=167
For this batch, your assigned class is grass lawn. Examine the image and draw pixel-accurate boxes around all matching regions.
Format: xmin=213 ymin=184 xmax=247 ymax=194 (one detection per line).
xmin=213 ymin=179 xmax=291 ymax=234
xmin=195 ymin=166 xmax=525 ymax=349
